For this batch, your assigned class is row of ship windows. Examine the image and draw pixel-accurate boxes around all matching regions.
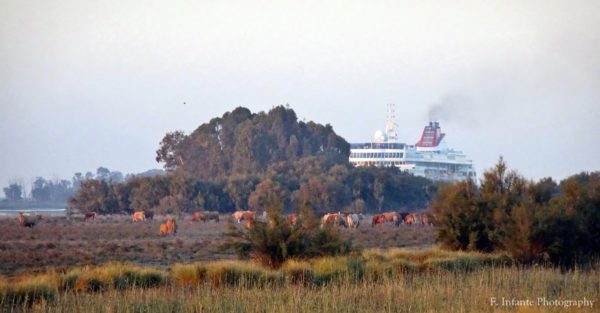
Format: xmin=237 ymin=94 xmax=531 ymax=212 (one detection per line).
xmin=350 ymin=152 xmax=404 ymax=159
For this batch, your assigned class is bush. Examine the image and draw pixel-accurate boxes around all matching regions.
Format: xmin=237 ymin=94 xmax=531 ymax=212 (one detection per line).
xmin=223 ymin=206 xmax=352 ymax=268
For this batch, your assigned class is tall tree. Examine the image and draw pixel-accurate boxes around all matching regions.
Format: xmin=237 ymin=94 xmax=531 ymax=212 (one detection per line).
xmin=3 ymin=183 xmax=23 ymax=201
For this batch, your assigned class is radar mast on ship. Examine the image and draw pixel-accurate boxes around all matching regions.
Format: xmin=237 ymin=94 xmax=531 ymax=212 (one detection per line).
xmin=385 ymin=104 xmax=398 ymax=142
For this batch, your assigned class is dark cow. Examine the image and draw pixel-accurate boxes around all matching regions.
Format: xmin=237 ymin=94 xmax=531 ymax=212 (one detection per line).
xmin=84 ymin=212 xmax=96 ymax=221
xmin=18 ymin=212 xmax=41 ymax=228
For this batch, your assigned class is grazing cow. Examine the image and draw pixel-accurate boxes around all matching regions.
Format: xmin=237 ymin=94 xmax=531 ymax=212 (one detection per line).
xmin=288 ymin=213 xmax=299 ymax=226
xmin=346 ymin=214 xmax=361 ymax=229
xmin=404 ymin=213 xmax=422 ymax=225
xmin=404 ymin=213 xmax=414 ymax=225
xmin=84 ymin=212 xmax=96 ymax=221
xmin=422 ymin=213 xmax=432 ymax=226
xmin=321 ymin=212 xmax=347 ymax=228
xmin=202 ymin=211 xmax=220 ymax=222
xmin=166 ymin=218 xmax=177 ymax=234
xmin=18 ymin=212 xmax=41 ymax=228
xmin=159 ymin=223 xmax=168 ymax=235
xmin=191 ymin=212 xmax=205 ymax=222
xmin=132 ymin=211 xmax=146 ymax=222
xmin=410 ymin=213 xmax=422 ymax=225
xmin=399 ymin=213 xmax=410 ymax=224
xmin=160 ymin=218 xmax=177 ymax=235
xmin=144 ymin=211 xmax=154 ymax=220
xmin=232 ymin=211 xmax=256 ymax=223
xmin=244 ymin=219 xmax=254 ymax=229
xmin=383 ymin=212 xmax=400 ymax=226
xmin=371 ymin=214 xmax=386 ymax=227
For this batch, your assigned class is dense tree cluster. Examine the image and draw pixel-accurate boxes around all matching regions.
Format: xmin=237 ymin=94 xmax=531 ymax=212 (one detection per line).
xmin=69 ymin=106 xmax=435 ymax=215
xmin=432 ymin=157 xmax=600 ymax=266
xmin=3 ymin=183 xmax=23 ymax=201
xmin=156 ymin=106 xmax=350 ymax=179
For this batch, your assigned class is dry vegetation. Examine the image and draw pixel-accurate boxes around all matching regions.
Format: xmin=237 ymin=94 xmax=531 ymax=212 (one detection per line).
xmin=0 ymin=214 xmax=434 ymax=276
xmin=0 ymin=248 xmax=597 ymax=313
xmin=2 ymin=215 xmax=596 ymax=312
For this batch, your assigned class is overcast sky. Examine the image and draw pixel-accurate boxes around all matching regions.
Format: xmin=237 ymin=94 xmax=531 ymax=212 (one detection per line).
xmin=1 ymin=0 xmax=599 ymax=190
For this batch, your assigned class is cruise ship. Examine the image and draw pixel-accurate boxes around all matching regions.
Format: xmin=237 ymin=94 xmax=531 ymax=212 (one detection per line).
xmin=349 ymin=104 xmax=476 ymax=182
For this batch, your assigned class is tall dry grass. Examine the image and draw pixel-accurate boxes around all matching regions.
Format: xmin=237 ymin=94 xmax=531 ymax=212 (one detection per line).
xmin=1 ymin=249 xmax=598 ymax=312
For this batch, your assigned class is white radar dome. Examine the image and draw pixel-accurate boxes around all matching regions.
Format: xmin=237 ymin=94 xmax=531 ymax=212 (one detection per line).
xmin=374 ymin=130 xmax=387 ymax=143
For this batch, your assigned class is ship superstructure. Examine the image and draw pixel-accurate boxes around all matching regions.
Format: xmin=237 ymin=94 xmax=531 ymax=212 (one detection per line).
xmin=349 ymin=105 xmax=476 ymax=182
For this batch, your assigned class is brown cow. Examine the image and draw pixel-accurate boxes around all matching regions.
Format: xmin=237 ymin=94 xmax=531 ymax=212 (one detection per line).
xmin=191 ymin=212 xmax=205 ymax=222
xmin=288 ymin=213 xmax=299 ymax=226
xmin=422 ymin=213 xmax=432 ymax=226
xmin=160 ymin=217 xmax=177 ymax=235
xmin=232 ymin=211 xmax=255 ymax=223
xmin=404 ymin=213 xmax=414 ymax=225
xmin=321 ymin=212 xmax=347 ymax=228
xmin=166 ymin=218 xmax=177 ymax=234
xmin=84 ymin=212 xmax=96 ymax=221
xmin=383 ymin=212 xmax=400 ymax=225
xmin=371 ymin=214 xmax=386 ymax=227
xmin=159 ymin=223 xmax=168 ymax=235
xmin=399 ymin=212 xmax=410 ymax=224
xmin=18 ymin=212 xmax=41 ymax=228
xmin=410 ymin=213 xmax=422 ymax=225
xmin=132 ymin=211 xmax=145 ymax=222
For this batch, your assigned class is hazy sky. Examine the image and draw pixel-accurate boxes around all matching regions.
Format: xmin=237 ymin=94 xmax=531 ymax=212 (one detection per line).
xmin=1 ymin=0 xmax=599 ymax=191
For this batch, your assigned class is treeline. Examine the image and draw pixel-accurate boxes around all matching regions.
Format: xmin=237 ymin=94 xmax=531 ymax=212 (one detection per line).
xmin=433 ymin=157 xmax=600 ymax=266
xmin=69 ymin=106 xmax=435 ymax=215
xmin=1 ymin=167 xmax=133 ymax=208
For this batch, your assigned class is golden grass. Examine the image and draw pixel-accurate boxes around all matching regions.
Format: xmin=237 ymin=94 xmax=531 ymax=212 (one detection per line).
xmin=1 ymin=249 xmax=597 ymax=312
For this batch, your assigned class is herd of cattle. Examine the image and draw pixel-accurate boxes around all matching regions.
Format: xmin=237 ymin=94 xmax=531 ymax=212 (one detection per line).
xmin=15 ymin=210 xmax=433 ymax=235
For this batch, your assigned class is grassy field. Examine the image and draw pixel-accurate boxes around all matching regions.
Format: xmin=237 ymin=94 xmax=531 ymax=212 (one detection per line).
xmin=0 ymin=248 xmax=597 ymax=312
xmin=1 ymin=215 xmax=597 ymax=312
xmin=0 ymin=214 xmax=434 ymax=276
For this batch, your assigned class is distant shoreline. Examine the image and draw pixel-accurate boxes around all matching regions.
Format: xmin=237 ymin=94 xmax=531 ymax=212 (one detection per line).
xmin=0 ymin=208 xmax=66 ymax=217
